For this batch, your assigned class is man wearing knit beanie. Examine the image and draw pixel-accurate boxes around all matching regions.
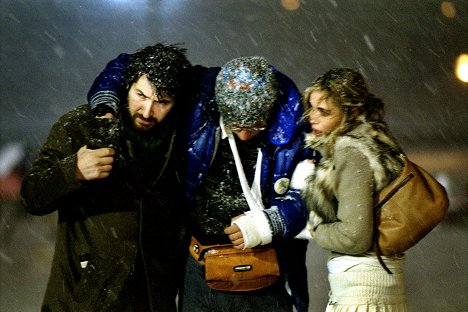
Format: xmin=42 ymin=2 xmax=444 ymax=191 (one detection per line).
xmin=215 ymin=56 xmax=277 ymax=140
xmin=86 ymin=54 xmax=315 ymax=312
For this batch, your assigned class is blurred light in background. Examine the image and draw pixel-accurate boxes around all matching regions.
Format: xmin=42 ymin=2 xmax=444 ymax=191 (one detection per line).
xmin=441 ymin=1 xmax=456 ymax=18
xmin=455 ymin=54 xmax=468 ymax=83
xmin=281 ymin=0 xmax=300 ymax=11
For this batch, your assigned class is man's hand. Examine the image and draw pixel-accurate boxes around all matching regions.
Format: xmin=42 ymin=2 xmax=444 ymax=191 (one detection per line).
xmin=96 ymin=113 xmax=114 ymax=119
xmin=224 ymin=222 xmax=245 ymax=250
xmin=76 ymin=145 xmax=115 ymax=180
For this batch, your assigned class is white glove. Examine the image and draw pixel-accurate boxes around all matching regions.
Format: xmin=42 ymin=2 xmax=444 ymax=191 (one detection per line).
xmin=290 ymin=160 xmax=315 ymax=190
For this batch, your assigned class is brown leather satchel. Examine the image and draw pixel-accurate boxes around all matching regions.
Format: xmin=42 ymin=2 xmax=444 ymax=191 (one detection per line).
xmin=374 ymin=155 xmax=449 ymax=273
xmin=189 ymin=237 xmax=280 ymax=291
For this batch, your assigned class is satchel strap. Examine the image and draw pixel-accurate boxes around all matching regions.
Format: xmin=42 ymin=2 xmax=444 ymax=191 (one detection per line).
xmin=374 ymin=171 xmax=414 ymax=211
xmin=373 ymin=154 xmax=412 ymax=275
xmin=189 ymin=236 xmax=274 ymax=263
xmin=220 ymin=116 xmax=265 ymax=212
xmin=189 ymin=236 xmax=234 ymax=262
xmin=373 ymin=239 xmax=393 ymax=274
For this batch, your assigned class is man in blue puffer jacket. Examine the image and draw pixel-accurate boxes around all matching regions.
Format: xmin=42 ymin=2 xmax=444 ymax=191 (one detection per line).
xmin=88 ymin=53 xmax=317 ymax=312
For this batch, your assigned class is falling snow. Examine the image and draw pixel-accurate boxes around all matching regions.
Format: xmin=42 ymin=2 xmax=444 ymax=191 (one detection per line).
xmin=0 ymin=1 xmax=466 ymax=311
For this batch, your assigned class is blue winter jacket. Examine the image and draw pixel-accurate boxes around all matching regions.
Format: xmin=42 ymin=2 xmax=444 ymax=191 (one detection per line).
xmin=88 ymin=56 xmax=312 ymax=312
xmin=185 ymin=65 xmax=309 ymax=236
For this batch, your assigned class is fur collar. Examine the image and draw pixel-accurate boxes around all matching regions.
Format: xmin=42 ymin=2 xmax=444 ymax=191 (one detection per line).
xmin=303 ymin=121 xmax=403 ymax=222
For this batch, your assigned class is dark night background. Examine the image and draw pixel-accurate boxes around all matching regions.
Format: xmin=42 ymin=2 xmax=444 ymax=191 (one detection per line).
xmin=0 ymin=1 xmax=466 ymax=311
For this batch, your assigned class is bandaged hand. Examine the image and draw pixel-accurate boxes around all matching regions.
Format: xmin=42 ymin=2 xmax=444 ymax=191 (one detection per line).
xmin=225 ymin=210 xmax=272 ymax=249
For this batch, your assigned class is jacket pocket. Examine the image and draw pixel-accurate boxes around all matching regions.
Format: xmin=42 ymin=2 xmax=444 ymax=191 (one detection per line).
xmin=71 ymin=253 xmax=133 ymax=311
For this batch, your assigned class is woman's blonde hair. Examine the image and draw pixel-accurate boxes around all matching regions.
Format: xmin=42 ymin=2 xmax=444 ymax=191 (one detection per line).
xmin=303 ymin=68 xmax=384 ymax=134
xmin=302 ymin=68 xmax=387 ymax=153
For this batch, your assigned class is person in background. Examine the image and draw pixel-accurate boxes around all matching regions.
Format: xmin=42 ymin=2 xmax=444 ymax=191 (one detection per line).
xmin=21 ymin=44 xmax=192 ymax=311
xmin=0 ymin=141 xmax=26 ymax=202
xmin=301 ymin=68 xmax=408 ymax=311
xmin=0 ymin=141 xmax=28 ymax=247
xmin=87 ymin=55 xmax=315 ymax=311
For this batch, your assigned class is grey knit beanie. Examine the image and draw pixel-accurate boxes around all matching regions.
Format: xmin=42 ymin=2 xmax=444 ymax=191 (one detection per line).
xmin=215 ymin=56 xmax=278 ymax=128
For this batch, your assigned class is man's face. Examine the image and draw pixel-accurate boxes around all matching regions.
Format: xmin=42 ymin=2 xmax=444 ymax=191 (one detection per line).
xmin=127 ymin=74 xmax=175 ymax=132
xmin=229 ymin=120 xmax=268 ymax=141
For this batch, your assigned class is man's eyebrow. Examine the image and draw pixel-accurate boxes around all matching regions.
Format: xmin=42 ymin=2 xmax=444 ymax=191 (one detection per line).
xmin=155 ymin=95 xmax=174 ymax=103
xmin=158 ymin=97 xmax=172 ymax=102
xmin=136 ymin=88 xmax=149 ymax=97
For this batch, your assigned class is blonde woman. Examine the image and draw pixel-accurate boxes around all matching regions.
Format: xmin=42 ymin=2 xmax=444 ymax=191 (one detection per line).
xmin=302 ymin=68 xmax=408 ymax=311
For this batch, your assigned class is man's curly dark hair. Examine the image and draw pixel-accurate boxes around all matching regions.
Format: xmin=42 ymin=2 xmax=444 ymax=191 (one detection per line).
xmin=124 ymin=43 xmax=192 ymax=101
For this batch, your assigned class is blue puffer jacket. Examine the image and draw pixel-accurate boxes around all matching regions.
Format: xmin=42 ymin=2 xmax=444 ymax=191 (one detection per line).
xmin=185 ymin=65 xmax=309 ymax=236
xmin=88 ymin=57 xmax=313 ymax=312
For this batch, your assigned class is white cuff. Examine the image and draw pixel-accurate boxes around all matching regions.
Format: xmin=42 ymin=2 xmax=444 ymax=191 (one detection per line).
xmin=309 ymin=210 xmax=323 ymax=228
xmin=290 ymin=160 xmax=315 ymax=190
xmin=233 ymin=210 xmax=272 ymax=249
xmin=294 ymin=222 xmax=314 ymax=240
xmin=295 ymin=210 xmax=323 ymax=240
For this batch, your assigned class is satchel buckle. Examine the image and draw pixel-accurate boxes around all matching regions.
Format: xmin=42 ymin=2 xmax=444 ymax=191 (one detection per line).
xmin=193 ymin=244 xmax=200 ymax=254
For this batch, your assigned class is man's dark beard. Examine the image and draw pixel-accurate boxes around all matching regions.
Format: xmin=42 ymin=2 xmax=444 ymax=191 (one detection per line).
xmin=132 ymin=113 xmax=158 ymax=131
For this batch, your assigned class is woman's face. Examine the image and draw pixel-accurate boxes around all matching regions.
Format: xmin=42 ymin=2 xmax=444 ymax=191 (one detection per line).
xmin=308 ymin=90 xmax=344 ymax=137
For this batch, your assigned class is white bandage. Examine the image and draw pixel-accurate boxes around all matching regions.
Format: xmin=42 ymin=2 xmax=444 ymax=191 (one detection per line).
xmin=233 ymin=210 xmax=272 ymax=249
